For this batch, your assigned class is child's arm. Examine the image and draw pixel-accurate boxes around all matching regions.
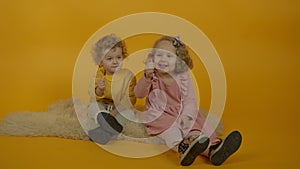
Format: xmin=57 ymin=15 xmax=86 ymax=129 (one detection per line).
xmin=134 ymin=54 xmax=154 ymax=98
xmin=134 ymin=75 xmax=152 ymax=98
xmin=178 ymin=72 xmax=199 ymax=133
xmin=95 ymin=78 xmax=105 ymax=96
xmin=94 ymin=67 xmax=106 ymax=98
xmin=181 ymin=79 xmax=198 ymax=118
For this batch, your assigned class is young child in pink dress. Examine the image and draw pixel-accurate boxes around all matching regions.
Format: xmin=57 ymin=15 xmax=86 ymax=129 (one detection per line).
xmin=134 ymin=36 xmax=242 ymax=166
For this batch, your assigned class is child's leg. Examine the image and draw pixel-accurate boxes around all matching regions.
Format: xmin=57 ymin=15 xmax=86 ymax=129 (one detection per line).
xmin=177 ymin=130 xmax=210 ymax=166
xmin=191 ymin=110 xmax=242 ymax=165
xmin=91 ymin=102 xmax=123 ymax=132
xmin=159 ymin=127 xmax=210 ymax=166
xmin=190 ymin=110 xmax=221 ymax=157
xmin=115 ymin=109 xmax=136 ymax=126
xmin=157 ymin=126 xmax=182 ymax=150
xmin=87 ymin=102 xmax=106 ymax=124
xmin=87 ymin=102 xmax=123 ymax=144
xmin=97 ymin=112 xmax=123 ymax=133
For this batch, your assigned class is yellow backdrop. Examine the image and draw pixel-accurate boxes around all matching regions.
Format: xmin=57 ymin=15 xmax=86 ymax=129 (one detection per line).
xmin=0 ymin=0 xmax=299 ymax=169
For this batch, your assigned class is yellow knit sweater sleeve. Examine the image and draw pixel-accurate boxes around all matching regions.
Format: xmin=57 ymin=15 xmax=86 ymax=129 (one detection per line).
xmin=94 ymin=67 xmax=113 ymax=104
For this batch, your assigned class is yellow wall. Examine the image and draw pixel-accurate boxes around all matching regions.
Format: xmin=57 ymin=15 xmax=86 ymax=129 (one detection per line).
xmin=0 ymin=0 xmax=299 ymax=169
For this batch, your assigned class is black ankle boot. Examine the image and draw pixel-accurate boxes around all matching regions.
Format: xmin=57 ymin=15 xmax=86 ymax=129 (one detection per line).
xmin=178 ymin=135 xmax=210 ymax=166
xmin=209 ymin=130 xmax=242 ymax=166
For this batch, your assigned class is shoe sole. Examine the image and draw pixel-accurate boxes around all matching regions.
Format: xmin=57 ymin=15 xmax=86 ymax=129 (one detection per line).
xmin=210 ymin=130 xmax=242 ymax=166
xmin=180 ymin=136 xmax=209 ymax=166
xmin=98 ymin=112 xmax=123 ymax=133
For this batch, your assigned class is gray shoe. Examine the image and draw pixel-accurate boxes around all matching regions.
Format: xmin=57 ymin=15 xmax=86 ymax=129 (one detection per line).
xmin=210 ymin=130 xmax=242 ymax=166
xmin=88 ymin=127 xmax=116 ymax=145
xmin=179 ymin=135 xmax=210 ymax=166
xmin=88 ymin=112 xmax=123 ymax=145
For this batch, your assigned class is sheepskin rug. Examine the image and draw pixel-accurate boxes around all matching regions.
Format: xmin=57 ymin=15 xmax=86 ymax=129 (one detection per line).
xmin=0 ymin=98 xmax=89 ymax=140
xmin=0 ymin=98 xmax=223 ymax=145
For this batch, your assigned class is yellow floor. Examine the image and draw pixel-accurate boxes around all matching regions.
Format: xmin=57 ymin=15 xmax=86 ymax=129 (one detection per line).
xmin=0 ymin=123 xmax=299 ymax=169
xmin=1 ymin=1 xmax=299 ymax=169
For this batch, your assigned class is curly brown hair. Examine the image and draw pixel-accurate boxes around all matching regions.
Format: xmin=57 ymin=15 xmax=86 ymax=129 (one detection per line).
xmin=152 ymin=36 xmax=193 ymax=73
xmin=91 ymin=34 xmax=128 ymax=65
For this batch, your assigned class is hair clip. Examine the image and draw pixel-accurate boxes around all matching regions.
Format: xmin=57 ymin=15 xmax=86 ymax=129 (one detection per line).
xmin=173 ymin=35 xmax=184 ymax=48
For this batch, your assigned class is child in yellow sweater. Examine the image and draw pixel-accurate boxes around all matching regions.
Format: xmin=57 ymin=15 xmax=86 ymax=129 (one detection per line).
xmin=88 ymin=34 xmax=136 ymax=144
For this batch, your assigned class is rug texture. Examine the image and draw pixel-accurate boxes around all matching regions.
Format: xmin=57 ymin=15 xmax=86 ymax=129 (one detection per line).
xmin=0 ymin=98 xmax=223 ymax=145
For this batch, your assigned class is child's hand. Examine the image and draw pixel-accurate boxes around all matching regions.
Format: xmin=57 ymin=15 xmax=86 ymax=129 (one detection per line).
xmin=145 ymin=66 xmax=154 ymax=80
xmin=96 ymin=78 xmax=105 ymax=96
xmin=97 ymin=78 xmax=105 ymax=90
xmin=145 ymin=53 xmax=155 ymax=80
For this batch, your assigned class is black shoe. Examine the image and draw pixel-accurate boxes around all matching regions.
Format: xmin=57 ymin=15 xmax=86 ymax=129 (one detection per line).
xmin=179 ymin=135 xmax=210 ymax=166
xmin=209 ymin=130 xmax=242 ymax=166
xmin=97 ymin=112 xmax=123 ymax=133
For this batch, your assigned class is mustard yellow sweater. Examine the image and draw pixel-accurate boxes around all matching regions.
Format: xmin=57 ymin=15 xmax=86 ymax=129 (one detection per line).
xmin=94 ymin=67 xmax=136 ymax=110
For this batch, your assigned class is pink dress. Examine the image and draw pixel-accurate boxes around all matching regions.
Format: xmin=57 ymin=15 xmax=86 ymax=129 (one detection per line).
xmin=134 ymin=71 xmax=219 ymax=150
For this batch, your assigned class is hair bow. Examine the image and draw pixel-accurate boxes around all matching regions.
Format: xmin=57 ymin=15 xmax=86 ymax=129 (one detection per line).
xmin=173 ymin=35 xmax=184 ymax=47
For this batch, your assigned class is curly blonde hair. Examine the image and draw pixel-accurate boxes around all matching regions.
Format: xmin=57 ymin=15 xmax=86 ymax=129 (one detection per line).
xmin=91 ymin=34 xmax=128 ymax=65
xmin=152 ymin=36 xmax=193 ymax=73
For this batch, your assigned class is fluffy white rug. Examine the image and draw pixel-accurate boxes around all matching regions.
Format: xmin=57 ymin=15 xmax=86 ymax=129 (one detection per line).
xmin=0 ymin=98 xmax=165 ymax=144
xmin=0 ymin=98 xmax=89 ymax=140
xmin=0 ymin=98 xmax=223 ymax=145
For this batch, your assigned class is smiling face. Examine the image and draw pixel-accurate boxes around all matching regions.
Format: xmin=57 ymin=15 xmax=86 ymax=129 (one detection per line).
xmin=100 ymin=47 xmax=123 ymax=75
xmin=153 ymin=40 xmax=177 ymax=75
